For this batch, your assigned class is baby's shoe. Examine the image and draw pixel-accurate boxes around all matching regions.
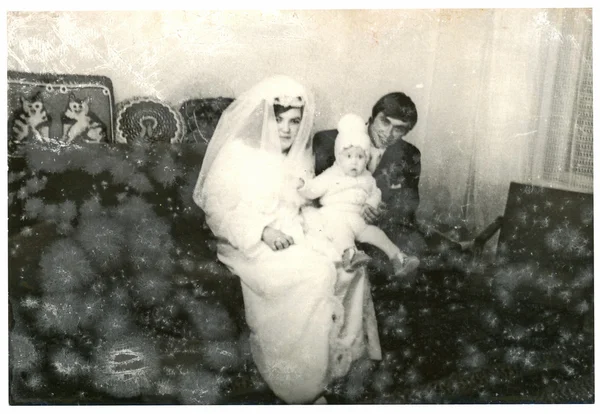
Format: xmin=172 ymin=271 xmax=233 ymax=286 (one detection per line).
xmin=342 ymin=247 xmax=372 ymax=272
xmin=314 ymin=396 xmax=328 ymax=404
xmin=391 ymin=253 xmax=420 ymax=279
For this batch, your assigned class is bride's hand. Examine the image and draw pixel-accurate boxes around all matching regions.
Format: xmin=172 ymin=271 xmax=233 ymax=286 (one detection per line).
xmin=262 ymin=226 xmax=295 ymax=251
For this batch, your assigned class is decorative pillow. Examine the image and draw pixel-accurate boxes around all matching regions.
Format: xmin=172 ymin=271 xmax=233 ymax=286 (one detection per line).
xmin=7 ymin=71 xmax=116 ymax=154
xmin=178 ymin=97 xmax=233 ymax=143
xmin=116 ymin=97 xmax=185 ymax=145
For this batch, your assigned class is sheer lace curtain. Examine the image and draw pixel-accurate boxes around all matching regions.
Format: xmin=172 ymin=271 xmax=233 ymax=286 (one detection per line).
xmin=532 ymin=9 xmax=593 ymax=194
xmin=416 ymin=9 xmax=592 ymax=237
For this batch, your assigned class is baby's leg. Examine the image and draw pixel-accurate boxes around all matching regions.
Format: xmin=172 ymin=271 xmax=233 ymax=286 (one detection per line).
xmin=356 ymin=225 xmax=402 ymax=259
xmin=305 ymin=234 xmax=341 ymax=262
xmin=321 ymin=209 xmax=356 ymax=255
xmin=358 ymin=224 xmax=420 ymax=278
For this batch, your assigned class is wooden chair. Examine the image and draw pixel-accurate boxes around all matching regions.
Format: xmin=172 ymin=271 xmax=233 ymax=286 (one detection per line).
xmin=473 ymin=182 xmax=593 ymax=267
xmin=423 ymin=182 xmax=593 ymax=269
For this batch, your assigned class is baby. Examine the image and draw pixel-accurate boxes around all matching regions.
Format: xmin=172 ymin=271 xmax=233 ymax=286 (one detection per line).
xmin=298 ymin=113 xmax=420 ymax=277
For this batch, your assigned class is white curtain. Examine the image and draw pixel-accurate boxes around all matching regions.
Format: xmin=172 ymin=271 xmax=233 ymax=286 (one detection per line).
xmin=417 ymin=9 xmax=592 ymax=237
xmin=532 ymin=9 xmax=593 ymax=193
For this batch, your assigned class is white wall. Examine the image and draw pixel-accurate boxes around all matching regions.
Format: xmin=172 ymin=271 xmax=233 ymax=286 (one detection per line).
xmin=6 ymin=10 xmax=440 ymax=135
xmin=9 ymin=9 xmax=583 ymax=230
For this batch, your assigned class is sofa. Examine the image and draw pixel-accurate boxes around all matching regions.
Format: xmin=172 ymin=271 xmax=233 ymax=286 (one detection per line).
xmin=8 ymin=71 xmax=594 ymax=405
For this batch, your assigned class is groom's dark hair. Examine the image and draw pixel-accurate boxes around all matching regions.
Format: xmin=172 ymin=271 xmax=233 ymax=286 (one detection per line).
xmin=369 ymin=92 xmax=417 ymax=131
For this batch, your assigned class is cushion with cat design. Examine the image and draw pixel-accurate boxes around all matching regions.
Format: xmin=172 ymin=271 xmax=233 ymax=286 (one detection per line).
xmin=7 ymin=71 xmax=116 ymax=155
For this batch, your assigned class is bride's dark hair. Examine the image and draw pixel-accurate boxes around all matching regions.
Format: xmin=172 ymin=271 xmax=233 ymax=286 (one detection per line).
xmin=274 ymin=104 xmax=304 ymax=117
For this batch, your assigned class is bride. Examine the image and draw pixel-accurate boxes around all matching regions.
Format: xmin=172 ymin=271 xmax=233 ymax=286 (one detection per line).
xmin=193 ymin=75 xmax=381 ymax=404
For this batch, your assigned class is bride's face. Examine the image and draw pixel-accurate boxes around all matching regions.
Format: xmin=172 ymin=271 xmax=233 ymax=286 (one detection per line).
xmin=275 ymin=107 xmax=303 ymax=153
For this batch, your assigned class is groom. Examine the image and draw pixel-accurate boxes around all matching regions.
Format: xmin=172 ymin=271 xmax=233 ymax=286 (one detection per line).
xmin=312 ymin=92 xmax=427 ymax=259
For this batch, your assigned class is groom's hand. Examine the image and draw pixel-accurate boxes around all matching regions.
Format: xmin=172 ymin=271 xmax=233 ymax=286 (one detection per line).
xmin=361 ymin=204 xmax=381 ymax=224
xmin=262 ymin=226 xmax=295 ymax=251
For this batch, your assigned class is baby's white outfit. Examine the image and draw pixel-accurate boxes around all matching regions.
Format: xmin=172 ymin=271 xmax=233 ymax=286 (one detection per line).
xmin=299 ymin=162 xmax=381 ymax=254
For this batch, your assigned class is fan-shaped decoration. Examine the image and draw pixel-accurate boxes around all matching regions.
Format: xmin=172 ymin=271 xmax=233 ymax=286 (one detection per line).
xmin=116 ymin=97 xmax=185 ymax=144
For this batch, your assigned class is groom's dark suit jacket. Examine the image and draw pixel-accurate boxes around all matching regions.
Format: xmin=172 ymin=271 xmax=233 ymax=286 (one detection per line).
xmin=313 ymin=129 xmax=421 ymax=233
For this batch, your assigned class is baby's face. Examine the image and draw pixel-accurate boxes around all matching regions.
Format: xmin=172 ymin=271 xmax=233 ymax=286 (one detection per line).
xmin=338 ymin=146 xmax=368 ymax=177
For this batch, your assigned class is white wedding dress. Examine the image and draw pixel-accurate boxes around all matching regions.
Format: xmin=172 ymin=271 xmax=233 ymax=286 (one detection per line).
xmin=194 ymin=76 xmax=381 ymax=403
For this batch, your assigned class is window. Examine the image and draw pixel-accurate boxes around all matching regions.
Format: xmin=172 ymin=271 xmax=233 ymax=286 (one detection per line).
xmin=541 ymin=11 xmax=592 ymax=193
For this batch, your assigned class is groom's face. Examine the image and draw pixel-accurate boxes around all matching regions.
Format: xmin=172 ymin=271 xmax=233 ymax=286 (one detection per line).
xmin=368 ymin=112 xmax=411 ymax=149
